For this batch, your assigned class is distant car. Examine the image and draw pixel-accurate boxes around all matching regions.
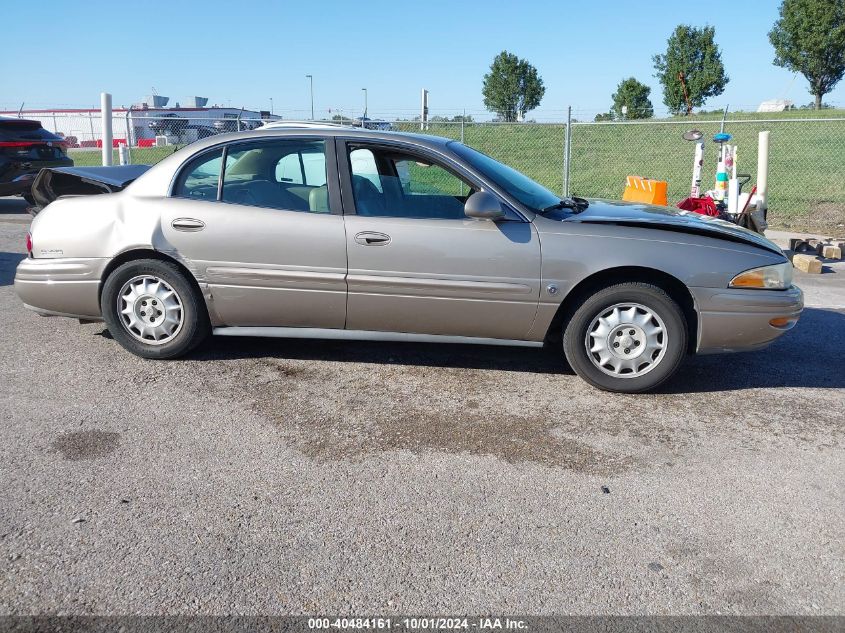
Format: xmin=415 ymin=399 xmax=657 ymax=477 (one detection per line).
xmin=355 ymin=117 xmax=392 ymax=131
xmin=15 ymin=126 xmax=802 ymax=393
xmin=0 ymin=117 xmax=73 ymax=203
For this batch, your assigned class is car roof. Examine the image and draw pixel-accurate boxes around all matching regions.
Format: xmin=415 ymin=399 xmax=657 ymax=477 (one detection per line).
xmin=186 ymin=126 xmax=455 ymax=153
xmin=0 ymin=116 xmax=42 ymax=125
xmin=259 ymin=120 xmax=353 ymax=130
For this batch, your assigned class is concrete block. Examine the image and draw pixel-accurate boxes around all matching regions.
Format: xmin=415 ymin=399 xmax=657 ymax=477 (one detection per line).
xmin=792 ymin=254 xmax=822 ymax=274
xmin=820 ymin=245 xmax=842 ymax=260
xmin=791 ymin=239 xmax=818 ymax=254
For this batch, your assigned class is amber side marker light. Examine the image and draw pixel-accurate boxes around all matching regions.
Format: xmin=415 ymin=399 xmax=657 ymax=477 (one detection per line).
xmin=769 ymin=316 xmax=798 ymax=328
xmin=730 ymin=270 xmax=766 ymax=287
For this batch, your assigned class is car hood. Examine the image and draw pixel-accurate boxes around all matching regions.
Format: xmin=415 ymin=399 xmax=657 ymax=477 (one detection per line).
xmin=553 ymin=199 xmax=783 ymax=256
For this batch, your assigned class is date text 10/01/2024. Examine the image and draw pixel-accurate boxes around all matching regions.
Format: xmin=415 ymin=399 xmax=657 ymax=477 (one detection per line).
xmin=308 ymin=618 xmax=529 ymax=630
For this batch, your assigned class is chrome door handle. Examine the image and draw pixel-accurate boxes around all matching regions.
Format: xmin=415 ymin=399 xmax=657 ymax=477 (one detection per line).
xmin=171 ymin=218 xmax=205 ymax=232
xmin=354 ymin=231 xmax=391 ymax=246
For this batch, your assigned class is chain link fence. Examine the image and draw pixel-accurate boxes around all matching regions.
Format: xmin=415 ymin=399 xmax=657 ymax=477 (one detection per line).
xmin=568 ymin=117 xmax=845 ymax=234
xmin=40 ymin=112 xmax=845 ymax=234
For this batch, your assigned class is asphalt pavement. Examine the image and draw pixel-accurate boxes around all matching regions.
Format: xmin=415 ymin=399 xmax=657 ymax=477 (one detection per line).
xmin=0 ymin=199 xmax=842 ymax=615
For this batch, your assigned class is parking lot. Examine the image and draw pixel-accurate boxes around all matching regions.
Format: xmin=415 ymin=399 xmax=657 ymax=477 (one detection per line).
xmin=0 ymin=198 xmax=842 ymax=615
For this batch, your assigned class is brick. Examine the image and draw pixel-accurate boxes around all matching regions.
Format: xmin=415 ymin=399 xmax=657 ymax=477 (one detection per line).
xmin=792 ymin=254 xmax=822 ymax=274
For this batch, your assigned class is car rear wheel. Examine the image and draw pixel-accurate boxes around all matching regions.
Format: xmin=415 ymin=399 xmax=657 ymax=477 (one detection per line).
xmin=101 ymin=259 xmax=209 ymax=359
xmin=563 ymin=282 xmax=687 ymax=393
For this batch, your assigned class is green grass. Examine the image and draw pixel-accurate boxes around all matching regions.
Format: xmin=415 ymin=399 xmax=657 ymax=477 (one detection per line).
xmin=68 ymin=113 xmax=845 ymax=232
xmin=395 ymin=116 xmax=845 ymax=233
xmin=68 ymin=145 xmax=180 ymax=167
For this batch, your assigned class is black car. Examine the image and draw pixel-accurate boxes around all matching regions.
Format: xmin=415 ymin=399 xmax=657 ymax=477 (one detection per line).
xmin=0 ymin=117 xmax=73 ymax=202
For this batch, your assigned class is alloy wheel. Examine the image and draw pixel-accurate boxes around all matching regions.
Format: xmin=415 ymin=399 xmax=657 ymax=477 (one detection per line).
xmin=117 ymin=275 xmax=184 ymax=345
xmin=585 ymin=302 xmax=667 ymax=378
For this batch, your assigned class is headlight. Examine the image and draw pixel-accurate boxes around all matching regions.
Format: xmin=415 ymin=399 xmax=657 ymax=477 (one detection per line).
xmin=729 ymin=262 xmax=793 ymax=290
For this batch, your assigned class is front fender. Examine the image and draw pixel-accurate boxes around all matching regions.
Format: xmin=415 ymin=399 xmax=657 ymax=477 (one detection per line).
xmin=529 ymin=216 xmax=787 ymax=339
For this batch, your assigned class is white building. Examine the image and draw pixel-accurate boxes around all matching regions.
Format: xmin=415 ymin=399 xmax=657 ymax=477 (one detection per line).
xmin=757 ymin=99 xmax=794 ymax=113
xmin=0 ymin=97 xmax=277 ymax=148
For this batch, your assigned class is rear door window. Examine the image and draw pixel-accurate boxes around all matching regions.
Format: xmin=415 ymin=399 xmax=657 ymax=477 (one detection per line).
xmin=274 ymin=148 xmax=328 ymax=187
xmin=221 ymin=139 xmax=331 ymax=213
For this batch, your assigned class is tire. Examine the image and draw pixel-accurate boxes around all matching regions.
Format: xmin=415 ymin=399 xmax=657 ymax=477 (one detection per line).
xmin=562 ymin=282 xmax=688 ymax=393
xmin=100 ymin=259 xmax=209 ymax=359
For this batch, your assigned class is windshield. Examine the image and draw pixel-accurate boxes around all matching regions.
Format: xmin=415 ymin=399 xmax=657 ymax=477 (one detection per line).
xmin=450 ymin=142 xmax=561 ymax=212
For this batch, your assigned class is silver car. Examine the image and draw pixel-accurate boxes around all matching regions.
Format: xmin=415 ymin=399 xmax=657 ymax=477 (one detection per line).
xmin=14 ymin=127 xmax=803 ymax=392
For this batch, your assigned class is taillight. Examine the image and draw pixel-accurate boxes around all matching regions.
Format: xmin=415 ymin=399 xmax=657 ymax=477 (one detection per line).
xmin=0 ymin=141 xmax=38 ymax=148
xmin=26 ymin=231 xmax=32 ymax=256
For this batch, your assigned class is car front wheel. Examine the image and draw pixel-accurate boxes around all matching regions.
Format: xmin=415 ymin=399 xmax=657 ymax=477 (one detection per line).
xmin=101 ymin=259 xmax=209 ymax=359
xmin=563 ymin=282 xmax=688 ymax=393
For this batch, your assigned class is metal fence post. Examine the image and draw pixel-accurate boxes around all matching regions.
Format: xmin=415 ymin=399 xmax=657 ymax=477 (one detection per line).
xmin=563 ymin=106 xmax=572 ymax=197
xmin=460 ymin=109 xmax=465 ymax=144
xmin=123 ymin=106 xmax=133 ymax=164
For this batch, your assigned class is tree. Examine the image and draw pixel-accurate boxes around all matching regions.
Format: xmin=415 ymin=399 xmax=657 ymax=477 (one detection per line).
xmin=769 ymin=0 xmax=845 ymax=110
xmin=611 ymin=77 xmax=654 ymax=119
xmin=482 ymin=51 xmax=545 ymax=122
xmin=653 ymin=25 xmax=729 ymax=115
xmin=594 ymin=112 xmax=614 ymax=122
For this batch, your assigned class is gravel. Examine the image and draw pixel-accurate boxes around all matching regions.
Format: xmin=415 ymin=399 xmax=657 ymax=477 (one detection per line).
xmin=0 ymin=215 xmax=842 ymax=615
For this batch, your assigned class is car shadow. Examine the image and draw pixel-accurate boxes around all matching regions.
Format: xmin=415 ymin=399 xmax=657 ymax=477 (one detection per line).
xmin=0 ymin=252 xmax=24 ymax=286
xmin=658 ymin=307 xmax=845 ymax=393
xmin=173 ymin=307 xmax=843 ymax=391
xmin=192 ymin=335 xmax=571 ymax=375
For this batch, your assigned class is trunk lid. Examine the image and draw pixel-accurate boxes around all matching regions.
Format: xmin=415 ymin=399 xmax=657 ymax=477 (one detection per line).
xmin=29 ymin=165 xmax=151 ymax=213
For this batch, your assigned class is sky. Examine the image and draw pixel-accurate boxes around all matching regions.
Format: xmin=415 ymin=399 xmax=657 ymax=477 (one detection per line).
xmin=2 ymin=0 xmax=843 ymax=120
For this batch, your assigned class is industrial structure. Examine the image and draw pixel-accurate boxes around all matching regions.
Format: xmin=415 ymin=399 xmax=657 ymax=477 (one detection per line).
xmin=0 ymin=95 xmax=276 ymax=148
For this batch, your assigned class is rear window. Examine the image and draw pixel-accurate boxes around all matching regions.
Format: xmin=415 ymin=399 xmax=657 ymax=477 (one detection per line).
xmin=0 ymin=119 xmax=62 ymax=142
xmin=0 ymin=119 xmax=42 ymax=131
xmin=172 ymin=148 xmax=223 ymax=200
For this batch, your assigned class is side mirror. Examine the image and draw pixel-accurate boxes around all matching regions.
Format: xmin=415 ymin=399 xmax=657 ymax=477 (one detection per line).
xmin=464 ymin=191 xmax=506 ymax=221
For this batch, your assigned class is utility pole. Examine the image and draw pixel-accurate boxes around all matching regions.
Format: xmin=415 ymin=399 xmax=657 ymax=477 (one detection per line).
xmin=306 ymin=75 xmax=314 ymax=120
xmin=361 ymin=88 xmax=368 ymax=126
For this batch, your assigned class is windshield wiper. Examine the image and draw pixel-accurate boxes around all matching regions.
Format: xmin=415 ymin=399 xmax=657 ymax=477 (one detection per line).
xmin=541 ymin=197 xmax=589 ymax=214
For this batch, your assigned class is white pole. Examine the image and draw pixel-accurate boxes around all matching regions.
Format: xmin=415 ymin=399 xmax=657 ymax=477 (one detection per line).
xmin=101 ymin=92 xmax=113 ymax=166
xmin=690 ymin=142 xmax=704 ymax=197
xmin=756 ymin=131 xmax=770 ymax=214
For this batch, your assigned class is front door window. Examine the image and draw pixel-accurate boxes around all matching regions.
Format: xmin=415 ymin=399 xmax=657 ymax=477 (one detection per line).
xmin=347 ymin=145 xmax=475 ymax=219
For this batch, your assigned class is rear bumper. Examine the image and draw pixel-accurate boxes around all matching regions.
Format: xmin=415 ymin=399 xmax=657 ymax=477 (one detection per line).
xmin=692 ymin=285 xmax=804 ymax=354
xmin=14 ymin=256 xmax=107 ymax=319
xmin=0 ymin=175 xmax=36 ymax=196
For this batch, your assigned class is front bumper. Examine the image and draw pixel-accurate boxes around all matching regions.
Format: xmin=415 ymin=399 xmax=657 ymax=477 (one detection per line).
xmin=692 ymin=285 xmax=804 ymax=354
xmin=14 ymin=257 xmax=107 ymax=319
